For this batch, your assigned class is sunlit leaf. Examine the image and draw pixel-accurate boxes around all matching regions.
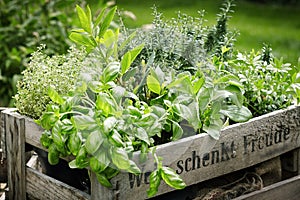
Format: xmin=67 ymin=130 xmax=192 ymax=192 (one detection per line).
xmin=147 ymin=75 xmax=161 ymax=94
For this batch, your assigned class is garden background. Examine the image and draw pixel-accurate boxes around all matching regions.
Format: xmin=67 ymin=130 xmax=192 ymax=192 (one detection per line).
xmin=0 ymin=0 xmax=299 ymax=107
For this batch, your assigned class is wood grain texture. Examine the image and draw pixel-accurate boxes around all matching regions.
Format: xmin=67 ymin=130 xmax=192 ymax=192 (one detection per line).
xmin=106 ymin=106 xmax=300 ymax=200
xmin=3 ymin=106 xmax=300 ymax=200
xmin=26 ymin=167 xmax=90 ymax=200
xmin=235 ymin=175 xmax=300 ymax=200
xmin=4 ymin=109 xmax=26 ymax=200
xmin=0 ymin=107 xmax=7 ymax=158
xmin=0 ymin=108 xmax=7 ymax=182
xmin=91 ymin=172 xmax=115 ymax=200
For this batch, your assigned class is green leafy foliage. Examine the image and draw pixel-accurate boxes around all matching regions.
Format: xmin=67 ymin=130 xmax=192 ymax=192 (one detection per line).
xmin=35 ymin=4 xmax=252 ymax=197
xmin=0 ymin=0 xmax=79 ymax=107
xmin=218 ymin=45 xmax=300 ymax=117
xmin=14 ymin=45 xmax=85 ymax=119
xmin=15 ymin=0 xmax=300 ymax=198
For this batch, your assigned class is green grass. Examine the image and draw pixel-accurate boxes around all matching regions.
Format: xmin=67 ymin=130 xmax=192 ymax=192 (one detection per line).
xmin=115 ymin=0 xmax=300 ymax=65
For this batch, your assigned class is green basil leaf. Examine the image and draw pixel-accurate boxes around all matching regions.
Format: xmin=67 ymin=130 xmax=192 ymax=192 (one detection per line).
xmin=104 ymin=167 xmax=119 ymax=179
xmin=101 ymin=62 xmax=120 ymax=83
xmin=52 ymin=120 xmax=67 ymax=153
xmin=90 ymin=156 xmax=107 ymax=173
xmin=139 ymin=142 xmax=148 ymax=163
xmin=94 ymin=5 xmax=107 ymax=27
xmin=67 ymin=133 xmax=81 ymax=156
xmin=171 ymin=121 xmax=183 ymax=141
xmin=94 ymin=149 xmax=110 ymax=171
xmin=167 ymin=75 xmax=188 ymax=89
xmin=76 ymin=147 xmax=89 ymax=169
xmin=85 ymin=130 xmax=105 ymax=155
xmin=121 ymin=44 xmax=144 ymax=75
xmin=68 ymin=159 xmax=78 ymax=169
xmin=147 ymin=169 xmax=161 ymax=198
xmin=48 ymin=87 xmax=64 ymax=105
xmin=40 ymin=130 xmax=52 ymax=148
xmin=103 ymin=116 xmax=117 ymax=133
xmin=39 ymin=112 xmax=59 ymax=130
xmin=88 ymin=81 xmax=104 ymax=93
xmin=203 ymin=122 xmax=222 ymax=140
xmin=135 ymin=127 xmax=150 ymax=145
xmin=220 ymin=105 xmax=252 ymax=122
xmin=111 ymin=147 xmax=131 ymax=170
xmin=60 ymin=119 xmax=74 ymax=134
xmin=127 ymin=160 xmax=141 ymax=175
xmin=197 ymin=87 xmax=213 ymax=111
xmin=48 ymin=144 xmax=60 ymax=165
xmin=75 ymin=81 xmax=87 ymax=93
xmin=72 ymin=115 xmax=97 ymax=131
xmin=61 ymin=97 xmax=77 ymax=113
xmin=109 ymin=130 xmax=124 ymax=147
xmin=161 ymin=166 xmax=186 ymax=190
xmin=96 ymin=93 xmax=117 ymax=116
xmin=96 ymin=173 xmax=112 ymax=188
xmin=126 ymin=106 xmax=142 ymax=118
xmin=111 ymin=86 xmax=126 ymax=105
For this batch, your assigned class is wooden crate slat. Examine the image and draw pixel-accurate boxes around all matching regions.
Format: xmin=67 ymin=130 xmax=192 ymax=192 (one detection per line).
xmin=103 ymin=106 xmax=300 ymax=199
xmin=0 ymin=107 xmax=7 ymax=158
xmin=3 ymin=106 xmax=300 ymax=200
xmin=24 ymin=115 xmax=45 ymax=150
xmin=26 ymin=167 xmax=90 ymax=200
xmin=4 ymin=109 xmax=26 ymax=200
xmin=0 ymin=108 xmax=8 ymax=182
xmin=234 ymin=175 xmax=300 ymax=200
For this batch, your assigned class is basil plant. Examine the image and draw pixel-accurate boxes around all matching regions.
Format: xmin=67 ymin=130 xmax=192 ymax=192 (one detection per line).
xmin=37 ymin=4 xmax=252 ymax=197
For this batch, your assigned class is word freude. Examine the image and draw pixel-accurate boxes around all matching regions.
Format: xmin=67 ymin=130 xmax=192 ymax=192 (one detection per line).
xmin=128 ymin=122 xmax=292 ymax=189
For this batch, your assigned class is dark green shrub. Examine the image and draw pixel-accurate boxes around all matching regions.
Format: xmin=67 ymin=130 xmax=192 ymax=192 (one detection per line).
xmin=0 ymin=0 xmax=78 ymax=106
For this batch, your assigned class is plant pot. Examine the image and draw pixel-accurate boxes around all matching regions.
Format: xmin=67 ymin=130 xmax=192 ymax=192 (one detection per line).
xmin=2 ymin=106 xmax=300 ymax=199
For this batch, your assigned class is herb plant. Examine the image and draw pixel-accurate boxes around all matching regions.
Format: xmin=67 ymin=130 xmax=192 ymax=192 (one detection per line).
xmin=36 ymin=4 xmax=252 ymax=198
xmin=119 ymin=0 xmax=237 ymax=76
xmin=216 ymin=44 xmax=300 ymax=117
xmin=0 ymin=0 xmax=78 ymax=107
xmin=14 ymin=45 xmax=85 ymax=119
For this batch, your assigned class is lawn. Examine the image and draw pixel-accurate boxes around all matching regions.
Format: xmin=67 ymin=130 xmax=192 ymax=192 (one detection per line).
xmin=115 ymin=0 xmax=300 ymax=65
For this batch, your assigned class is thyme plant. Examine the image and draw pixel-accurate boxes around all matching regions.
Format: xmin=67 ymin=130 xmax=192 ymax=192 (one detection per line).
xmin=14 ymin=45 xmax=85 ymax=119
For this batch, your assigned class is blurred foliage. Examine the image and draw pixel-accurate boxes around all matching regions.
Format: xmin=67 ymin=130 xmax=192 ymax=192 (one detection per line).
xmin=245 ymin=0 xmax=300 ymax=5
xmin=0 ymin=0 xmax=74 ymax=106
xmin=0 ymin=0 xmax=108 ymax=107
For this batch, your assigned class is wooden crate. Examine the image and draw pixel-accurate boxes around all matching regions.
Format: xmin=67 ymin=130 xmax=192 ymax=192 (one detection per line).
xmin=2 ymin=105 xmax=300 ymax=200
xmin=0 ymin=107 xmax=7 ymax=183
xmin=235 ymin=174 xmax=300 ymax=200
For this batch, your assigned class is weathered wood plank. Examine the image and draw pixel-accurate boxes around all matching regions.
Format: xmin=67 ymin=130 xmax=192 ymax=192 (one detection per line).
xmin=23 ymin=115 xmax=45 ymax=150
xmin=102 ymin=106 xmax=300 ymax=200
xmin=26 ymin=167 xmax=90 ymax=200
xmin=0 ymin=108 xmax=7 ymax=182
xmin=4 ymin=106 xmax=300 ymax=200
xmin=0 ymin=107 xmax=7 ymax=158
xmin=0 ymin=149 xmax=7 ymax=183
xmin=4 ymin=109 xmax=26 ymax=200
xmin=91 ymin=172 xmax=115 ymax=200
xmin=235 ymin=175 xmax=300 ymax=200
